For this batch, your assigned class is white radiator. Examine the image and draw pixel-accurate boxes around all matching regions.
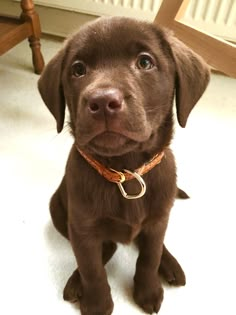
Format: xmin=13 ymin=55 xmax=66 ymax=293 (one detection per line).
xmin=32 ymin=0 xmax=162 ymax=20
xmin=184 ymin=0 xmax=236 ymax=41
xmin=16 ymin=0 xmax=236 ymax=41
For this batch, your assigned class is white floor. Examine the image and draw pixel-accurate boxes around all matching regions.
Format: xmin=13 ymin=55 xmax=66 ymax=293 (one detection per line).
xmin=0 ymin=36 xmax=236 ymax=315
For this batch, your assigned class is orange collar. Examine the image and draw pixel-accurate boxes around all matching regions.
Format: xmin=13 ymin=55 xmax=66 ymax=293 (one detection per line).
xmin=76 ymin=146 xmax=165 ymax=184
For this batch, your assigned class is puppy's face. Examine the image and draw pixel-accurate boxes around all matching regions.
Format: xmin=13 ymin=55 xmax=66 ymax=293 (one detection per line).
xmin=62 ymin=19 xmax=176 ymax=156
xmin=38 ymin=17 xmax=210 ymax=157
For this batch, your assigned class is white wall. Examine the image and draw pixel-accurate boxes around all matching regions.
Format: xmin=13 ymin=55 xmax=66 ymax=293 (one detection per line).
xmin=3 ymin=0 xmax=236 ymax=41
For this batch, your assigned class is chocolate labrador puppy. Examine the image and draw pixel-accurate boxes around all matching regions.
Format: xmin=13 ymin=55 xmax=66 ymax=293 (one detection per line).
xmin=38 ymin=17 xmax=210 ymax=315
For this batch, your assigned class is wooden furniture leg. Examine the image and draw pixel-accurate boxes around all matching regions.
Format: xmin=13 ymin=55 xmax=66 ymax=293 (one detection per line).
xmin=154 ymin=0 xmax=236 ymax=79
xmin=20 ymin=0 xmax=44 ymax=74
xmin=0 ymin=0 xmax=44 ymax=74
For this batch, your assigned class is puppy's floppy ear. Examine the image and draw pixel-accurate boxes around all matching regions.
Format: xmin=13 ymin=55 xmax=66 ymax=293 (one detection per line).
xmin=38 ymin=49 xmax=65 ymax=133
xmin=166 ymin=32 xmax=210 ymax=127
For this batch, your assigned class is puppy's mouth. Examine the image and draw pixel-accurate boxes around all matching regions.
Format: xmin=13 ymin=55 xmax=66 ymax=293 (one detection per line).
xmin=93 ymin=131 xmax=128 ymax=147
xmin=89 ymin=131 xmax=137 ymax=156
xmin=76 ymin=120 xmax=153 ymax=156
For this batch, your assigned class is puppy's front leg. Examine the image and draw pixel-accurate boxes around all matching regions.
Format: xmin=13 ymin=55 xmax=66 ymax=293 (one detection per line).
xmin=133 ymin=222 xmax=167 ymax=314
xmin=69 ymin=224 xmax=114 ymax=315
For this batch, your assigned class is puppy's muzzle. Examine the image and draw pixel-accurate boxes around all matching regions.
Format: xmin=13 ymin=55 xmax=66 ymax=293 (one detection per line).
xmin=86 ymin=88 xmax=124 ymax=119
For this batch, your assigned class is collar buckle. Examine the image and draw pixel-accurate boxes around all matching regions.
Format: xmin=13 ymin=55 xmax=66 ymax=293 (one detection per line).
xmin=109 ymin=168 xmax=126 ymax=183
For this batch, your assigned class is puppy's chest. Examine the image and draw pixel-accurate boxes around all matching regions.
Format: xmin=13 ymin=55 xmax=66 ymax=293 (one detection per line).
xmin=88 ymin=173 xmax=159 ymax=225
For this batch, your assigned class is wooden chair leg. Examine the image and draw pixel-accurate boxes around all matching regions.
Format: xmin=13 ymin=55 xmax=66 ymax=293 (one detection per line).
xmin=155 ymin=0 xmax=189 ymax=27
xmin=20 ymin=0 xmax=44 ymax=74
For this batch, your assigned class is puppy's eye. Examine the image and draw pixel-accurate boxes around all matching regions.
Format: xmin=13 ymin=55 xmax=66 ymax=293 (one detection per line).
xmin=136 ymin=54 xmax=155 ymax=70
xmin=72 ymin=61 xmax=86 ymax=77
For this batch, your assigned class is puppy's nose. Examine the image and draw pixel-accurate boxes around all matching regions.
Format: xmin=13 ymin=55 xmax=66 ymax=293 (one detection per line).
xmin=87 ymin=88 xmax=123 ymax=116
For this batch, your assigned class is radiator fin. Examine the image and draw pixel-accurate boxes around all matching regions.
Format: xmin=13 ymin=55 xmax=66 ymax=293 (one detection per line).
xmin=30 ymin=0 xmax=236 ymax=41
xmin=185 ymin=0 xmax=236 ymax=40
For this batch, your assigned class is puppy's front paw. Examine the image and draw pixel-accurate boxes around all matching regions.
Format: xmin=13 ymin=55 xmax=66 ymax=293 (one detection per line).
xmin=133 ymin=275 xmax=164 ymax=314
xmin=64 ymin=269 xmax=113 ymax=315
xmin=80 ymin=298 xmax=113 ymax=315
xmin=79 ymin=285 xmax=114 ymax=315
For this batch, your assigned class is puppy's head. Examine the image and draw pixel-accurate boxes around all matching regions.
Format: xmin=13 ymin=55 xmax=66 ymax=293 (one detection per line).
xmin=38 ymin=17 xmax=210 ymax=157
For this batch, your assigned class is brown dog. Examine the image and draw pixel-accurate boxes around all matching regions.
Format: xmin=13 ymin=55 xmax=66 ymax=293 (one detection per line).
xmin=38 ymin=17 xmax=210 ymax=315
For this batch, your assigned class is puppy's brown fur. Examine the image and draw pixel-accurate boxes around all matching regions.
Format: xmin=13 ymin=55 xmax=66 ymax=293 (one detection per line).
xmin=38 ymin=17 xmax=210 ymax=315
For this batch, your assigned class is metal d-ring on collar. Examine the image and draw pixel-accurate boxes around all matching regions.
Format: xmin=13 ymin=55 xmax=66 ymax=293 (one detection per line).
xmin=76 ymin=146 xmax=164 ymax=200
xmin=110 ymin=169 xmax=147 ymax=200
